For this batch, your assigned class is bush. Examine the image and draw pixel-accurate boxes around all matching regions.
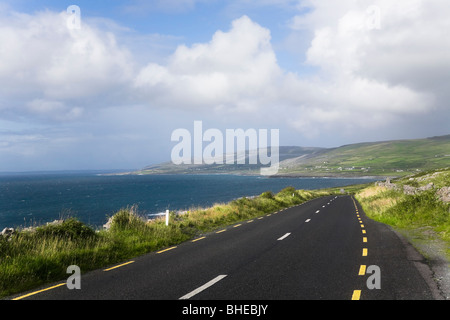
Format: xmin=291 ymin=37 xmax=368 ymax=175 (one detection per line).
xmin=109 ymin=206 xmax=147 ymax=231
xmin=35 ymin=218 xmax=96 ymax=241
xmin=278 ymin=186 xmax=296 ymax=196
xmin=260 ymin=191 xmax=274 ymax=199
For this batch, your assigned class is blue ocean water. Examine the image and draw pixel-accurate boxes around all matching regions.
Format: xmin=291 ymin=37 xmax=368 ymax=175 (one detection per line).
xmin=0 ymin=173 xmax=376 ymax=229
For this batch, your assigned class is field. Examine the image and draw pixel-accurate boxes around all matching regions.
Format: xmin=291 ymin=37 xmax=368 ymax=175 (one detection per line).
xmin=280 ymin=135 xmax=450 ymax=177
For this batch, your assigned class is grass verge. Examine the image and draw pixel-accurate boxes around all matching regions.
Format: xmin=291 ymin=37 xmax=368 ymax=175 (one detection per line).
xmin=355 ymin=168 xmax=450 ymax=260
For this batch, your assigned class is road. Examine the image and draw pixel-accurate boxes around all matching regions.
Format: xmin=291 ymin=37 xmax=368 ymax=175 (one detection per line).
xmin=10 ymin=195 xmax=441 ymax=302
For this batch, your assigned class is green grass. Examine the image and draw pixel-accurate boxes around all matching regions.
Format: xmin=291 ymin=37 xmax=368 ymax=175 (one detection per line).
xmin=355 ymin=168 xmax=450 ymax=259
xmin=0 ymin=186 xmax=335 ymax=299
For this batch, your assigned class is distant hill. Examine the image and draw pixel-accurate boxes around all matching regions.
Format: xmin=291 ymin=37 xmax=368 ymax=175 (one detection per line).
xmin=278 ymin=135 xmax=450 ymax=177
xmin=127 ymin=146 xmax=324 ymax=175
xmin=120 ymin=135 xmax=450 ymax=177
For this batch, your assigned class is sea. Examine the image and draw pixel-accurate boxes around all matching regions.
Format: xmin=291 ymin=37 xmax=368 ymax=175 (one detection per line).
xmin=0 ymin=172 xmax=377 ymax=230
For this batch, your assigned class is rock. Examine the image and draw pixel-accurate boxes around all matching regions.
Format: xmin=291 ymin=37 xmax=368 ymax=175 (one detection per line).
xmin=403 ymin=184 xmax=417 ymax=195
xmin=1 ymin=227 xmax=15 ymax=238
xmin=46 ymin=219 xmax=64 ymax=226
xmin=437 ymin=187 xmax=450 ymax=203
xmin=103 ymin=216 xmax=113 ymax=230
xmin=418 ymin=182 xmax=434 ymax=192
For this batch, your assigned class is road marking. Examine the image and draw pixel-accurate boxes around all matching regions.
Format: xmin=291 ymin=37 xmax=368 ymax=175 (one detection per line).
xmin=362 ymin=229 xmax=366 ymax=234
xmin=216 ymin=229 xmax=226 ymax=233
xmin=362 ymin=248 xmax=368 ymax=256
xmin=315 ymin=210 xmax=320 ymax=213
xmin=12 ymin=283 xmax=66 ymax=300
xmin=360 ymin=224 xmax=365 ymax=228
xmin=192 ymin=236 xmax=206 ymax=242
xmin=358 ymin=265 xmax=367 ymax=276
xmin=351 ymin=290 xmax=361 ymax=300
xmin=305 ymin=219 xmax=311 ymax=223
xmin=179 ymin=275 xmax=227 ymax=300
xmin=233 ymin=224 xmax=242 ymax=228
xmin=247 ymin=220 xmax=254 ymax=223
xmin=277 ymin=233 xmax=291 ymax=241
xmin=104 ymin=260 xmax=135 ymax=271
xmin=157 ymin=246 xmax=177 ymax=254
xmin=363 ymin=237 xmax=367 ymax=242
xmin=257 ymin=217 xmax=263 ymax=220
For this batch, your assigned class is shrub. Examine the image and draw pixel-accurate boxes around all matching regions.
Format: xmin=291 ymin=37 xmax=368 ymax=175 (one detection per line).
xmin=260 ymin=191 xmax=274 ymax=199
xmin=108 ymin=205 xmax=147 ymax=232
xmin=35 ymin=218 xmax=96 ymax=241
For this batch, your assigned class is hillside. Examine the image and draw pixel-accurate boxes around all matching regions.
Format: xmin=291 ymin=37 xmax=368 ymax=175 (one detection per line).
xmin=278 ymin=135 xmax=450 ymax=177
xmin=126 ymin=146 xmax=324 ymax=175
xmin=121 ymin=135 xmax=450 ymax=177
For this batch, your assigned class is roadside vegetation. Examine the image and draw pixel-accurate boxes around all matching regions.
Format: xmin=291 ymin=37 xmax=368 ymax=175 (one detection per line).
xmin=355 ymin=168 xmax=450 ymax=260
xmin=0 ymin=186 xmax=336 ymax=298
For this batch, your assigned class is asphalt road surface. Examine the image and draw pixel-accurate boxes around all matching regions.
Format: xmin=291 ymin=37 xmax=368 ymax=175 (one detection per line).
xmin=10 ymin=195 xmax=441 ymax=301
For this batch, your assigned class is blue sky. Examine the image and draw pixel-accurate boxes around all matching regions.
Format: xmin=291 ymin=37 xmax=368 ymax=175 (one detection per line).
xmin=0 ymin=0 xmax=449 ymax=171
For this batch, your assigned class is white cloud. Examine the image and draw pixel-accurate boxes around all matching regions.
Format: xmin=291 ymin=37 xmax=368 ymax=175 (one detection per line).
xmin=133 ymin=4 xmax=447 ymax=141
xmin=0 ymin=9 xmax=134 ymax=121
xmin=134 ymin=15 xmax=283 ymax=112
xmin=284 ymin=0 xmax=449 ymax=138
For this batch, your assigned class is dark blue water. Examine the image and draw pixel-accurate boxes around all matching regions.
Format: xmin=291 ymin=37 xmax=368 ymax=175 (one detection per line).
xmin=0 ymin=173 xmax=376 ymax=229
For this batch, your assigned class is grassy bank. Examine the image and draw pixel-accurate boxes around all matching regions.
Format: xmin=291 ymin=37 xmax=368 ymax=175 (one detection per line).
xmin=0 ymin=186 xmax=337 ymax=298
xmin=355 ymin=168 xmax=450 ymax=260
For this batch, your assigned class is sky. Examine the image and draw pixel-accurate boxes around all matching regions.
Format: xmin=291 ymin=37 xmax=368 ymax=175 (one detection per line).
xmin=0 ymin=0 xmax=449 ymax=172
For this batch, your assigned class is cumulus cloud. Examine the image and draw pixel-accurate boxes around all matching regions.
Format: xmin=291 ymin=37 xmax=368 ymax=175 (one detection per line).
xmin=0 ymin=9 xmax=134 ymax=121
xmin=134 ymin=15 xmax=283 ymax=113
xmin=285 ymin=0 xmax=449 ymax=138
xmin=133 ymin=3 xmax=448 ymax=140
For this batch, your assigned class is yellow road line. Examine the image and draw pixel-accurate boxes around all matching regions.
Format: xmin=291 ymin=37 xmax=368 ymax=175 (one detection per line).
xmin=358 ymin=265 xmax=367 ymax=276
xmin=216 ymin=229 xmax=226 ymax=233
xmin=351 ymin=290 xmax=361 ymax=300
xmin=233 ymin=224 xmax=242 ymax=228
xmin=104 ymin=260 xmax=135 ymax=271
xmin=157 ymin=246 xmax=177 ymax=254
xmin=362 ymin=248 xmax=368 ymax=256
xmin=363 ymin=237 xmax=367 ymax=242
xmin=247 ymin=220 xmax=254 ymax=223
xmin=12 ymin=282 xmax=66 ymax=300
xmin=362 ymin=229 xmax=366 ymax=234
xmin=360 ymin=224 xmax=365 ymax=228
xmin=192 ymin=236 xmax=206 ymax=242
